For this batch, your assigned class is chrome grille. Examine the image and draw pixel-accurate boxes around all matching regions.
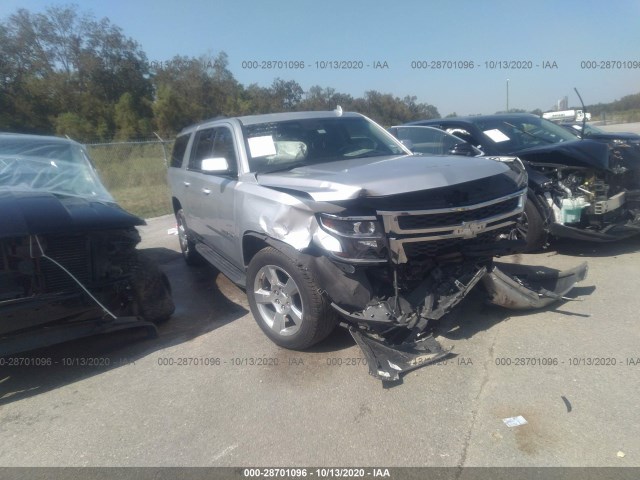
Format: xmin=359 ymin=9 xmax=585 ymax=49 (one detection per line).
xmin=396 ymin=197 xmax=521 ymax=231
xmin=379 ymin=189 xmax=526 ymax=263
xmin=401 ymin=227 xmax=513 ymax=259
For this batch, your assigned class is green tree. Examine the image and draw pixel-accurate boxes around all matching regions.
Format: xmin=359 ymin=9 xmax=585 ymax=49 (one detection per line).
xmin=151 ymin=51 xmax=243 ymax=132
xmin=0 ymin=4 xmax=152 ymax=137
xmin=153 ymin=84 xmax=190 ymax=136
xmin=115 ymin=92 xmax=140 ymax=140
xmin=54 ymin=112 xmax=94 ymax=141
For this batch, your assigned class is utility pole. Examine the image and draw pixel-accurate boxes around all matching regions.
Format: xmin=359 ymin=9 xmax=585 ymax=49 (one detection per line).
xmin=506 ymin=79 xmax=510 ymax=113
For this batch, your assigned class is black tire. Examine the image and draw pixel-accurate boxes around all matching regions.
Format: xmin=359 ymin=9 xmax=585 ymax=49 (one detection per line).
xmin=131 ymin=254 xmax=175 ymax=324
xmin=176 ymin=208 xmax=203 ymax=266
xmin=246 ymin=247 xmax=337 ymax=349
xmin=516 ymin=197 xmax=547 ymax=252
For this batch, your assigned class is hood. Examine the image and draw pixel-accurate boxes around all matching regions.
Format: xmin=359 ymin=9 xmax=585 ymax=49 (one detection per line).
xmin=256 ymin=154 xmax=518 ymax=201
xmin=514 ymin=139 xmax=611 ymax=171
xmin=0 ymin=191 xmax=145 ymax=239
xmin=587 ymin=132 xmax=640 ymax=142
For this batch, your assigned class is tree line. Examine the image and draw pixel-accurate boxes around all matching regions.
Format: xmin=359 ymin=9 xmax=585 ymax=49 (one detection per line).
xmin=0 ymin=5 xmax=440 ymax=142
xmin=586 ymin=92 xmax=640 ymax=120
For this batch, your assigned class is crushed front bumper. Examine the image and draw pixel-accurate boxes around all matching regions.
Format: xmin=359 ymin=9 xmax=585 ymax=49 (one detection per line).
xmin=336 ymin=262 xmax=588 ymax=383
xmin=0 ymin=291 xmax=157 ymax=356
xmin=0 ymin=315 xmax=157 ymax=357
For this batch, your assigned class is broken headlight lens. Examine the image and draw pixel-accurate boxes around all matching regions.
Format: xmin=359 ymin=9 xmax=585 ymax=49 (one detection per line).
xmin=485 ymin=156 xmax=527 ymax=189
xmin=316 ymin=214 xmax=387 ymax=263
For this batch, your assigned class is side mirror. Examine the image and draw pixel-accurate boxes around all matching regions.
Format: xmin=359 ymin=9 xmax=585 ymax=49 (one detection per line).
xmin=399 ymin=139 xmax=414 ymax=151
xmin=201 ymin=157 xmax=229 ymax=173
xmin=448 ymin=142 xmax=478 ymax=157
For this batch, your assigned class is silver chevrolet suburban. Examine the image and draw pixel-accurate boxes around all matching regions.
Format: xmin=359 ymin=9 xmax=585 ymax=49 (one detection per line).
xmin=168 ymin=110 xmax=587 ymax=382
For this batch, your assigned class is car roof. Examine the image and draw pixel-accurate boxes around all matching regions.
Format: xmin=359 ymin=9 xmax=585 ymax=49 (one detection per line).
xmin=178 ymin=110 xmax=364 ymax=134
xmin=390 ymin=125 xmax=449 ymax=130
xmin=406 ymin=113 xmax=540 ymax=126
xmin=0 ymin=132 xmax=81 ymax=146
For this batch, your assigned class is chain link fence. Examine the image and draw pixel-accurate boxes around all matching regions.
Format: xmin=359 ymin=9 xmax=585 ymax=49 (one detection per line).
xmin=85 ymin=137 xmax=175 ymax=219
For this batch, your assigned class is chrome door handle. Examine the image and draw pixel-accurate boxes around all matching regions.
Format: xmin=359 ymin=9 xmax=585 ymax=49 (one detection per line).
xmin=183 ymin=181 xmax=191 ymax=187
xmin=202 ymin=188 xmax=211 ymax=195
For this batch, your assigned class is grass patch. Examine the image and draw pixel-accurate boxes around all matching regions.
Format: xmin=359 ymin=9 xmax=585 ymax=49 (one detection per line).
xmin=87 ymin=143 xmax=173 ymax=218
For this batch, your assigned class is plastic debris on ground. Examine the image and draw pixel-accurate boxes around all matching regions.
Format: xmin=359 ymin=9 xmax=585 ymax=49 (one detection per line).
xmin=502 ymin=415 xmax=528 ymax=427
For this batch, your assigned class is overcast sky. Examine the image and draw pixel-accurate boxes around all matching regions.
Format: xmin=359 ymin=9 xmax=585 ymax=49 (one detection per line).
xmin=2 ymin=0 xmax=639 ymax=115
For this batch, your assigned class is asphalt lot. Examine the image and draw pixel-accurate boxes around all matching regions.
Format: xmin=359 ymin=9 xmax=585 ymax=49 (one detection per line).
xmin=598 ymin=122 xmax=640 ymax=133
xmin=2 ymin=127 xmax=640 ymax=468
xmin=599 ymin=121 xmax=640 ymax=134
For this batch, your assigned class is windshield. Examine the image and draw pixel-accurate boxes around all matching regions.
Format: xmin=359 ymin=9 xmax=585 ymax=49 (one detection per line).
xmin=392 ymin=126 xmax=480 ymax=155
xmin=243 ymin=116 xmax=406 ymax=173
xmin=472 ymin=116 xmax=577 ymax=154
xmin=563 ymin=123 xmax=606 ymax=136
xmin=0 ymin=137 xmax=114 ymax=202
xmin=583 ymin=124 xmax=606 ymax=135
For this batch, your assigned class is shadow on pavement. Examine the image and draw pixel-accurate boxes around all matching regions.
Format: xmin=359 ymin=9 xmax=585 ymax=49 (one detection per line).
xmin=0 ymin=247 xmax=601 ymax=403
xmin=548 ymin=235 xmax=640 ymax=258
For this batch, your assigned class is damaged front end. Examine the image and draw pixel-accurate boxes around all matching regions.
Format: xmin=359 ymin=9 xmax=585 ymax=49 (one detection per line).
xmin=249 ymin=143 xmax=590 ymax=383
xmin=0 ymin=228 xmax=159 ymax=356
xmin=520 ymin=140 xmax=640 ymax=242
xmin=321 ymin=257 xmax=587 ymax=382
xmin=1 ymin=135 xmax=175 ymax=355
xmin=305 ymin=178 xmax=588 ymax=383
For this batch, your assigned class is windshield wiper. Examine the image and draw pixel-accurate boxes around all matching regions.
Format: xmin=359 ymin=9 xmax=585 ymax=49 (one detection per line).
xmin=343 ymin=150 xmax=393 ymax=159
xmin=259 ymin=160 xmax=315 ymax=174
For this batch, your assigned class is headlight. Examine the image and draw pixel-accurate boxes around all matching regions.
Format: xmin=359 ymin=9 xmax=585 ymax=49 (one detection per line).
xmin=486 ymin=156 xmax=527 ymax=189
xmin=315 ymin=214 xmax=387 ymax=263
xmin=319 ymin=215 xmax=382 ymax=237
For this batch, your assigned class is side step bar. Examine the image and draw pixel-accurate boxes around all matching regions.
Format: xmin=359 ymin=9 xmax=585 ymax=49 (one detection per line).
xmin=195 ymin=243 xmax=247 ymax=287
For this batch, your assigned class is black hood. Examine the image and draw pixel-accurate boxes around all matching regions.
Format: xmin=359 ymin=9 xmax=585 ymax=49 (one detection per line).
xmin=0 ymin=191 xmax=145 ymax=239
xmin=587 ymin=132 xmax=640 ymax=142
xmin=514 ymin=139 xmax=611 ymax=171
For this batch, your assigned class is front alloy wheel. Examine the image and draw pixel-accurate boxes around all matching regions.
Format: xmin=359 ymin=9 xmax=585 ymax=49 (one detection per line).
xmin=246 ymin=247 xmax=337 ymax=349
xmin=253 ymin=265 xmax=304 ymax=337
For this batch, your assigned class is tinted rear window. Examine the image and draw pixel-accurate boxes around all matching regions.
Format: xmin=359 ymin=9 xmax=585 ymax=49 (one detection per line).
xmin=170 ymin=135 xmax=190 ymax=168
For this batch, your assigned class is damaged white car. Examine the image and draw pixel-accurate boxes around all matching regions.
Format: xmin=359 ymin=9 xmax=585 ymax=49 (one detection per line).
xmin=168 ymin=110 xmax=587 ymax=383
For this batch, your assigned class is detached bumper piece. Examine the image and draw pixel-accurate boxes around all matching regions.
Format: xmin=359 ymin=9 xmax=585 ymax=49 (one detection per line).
xmin=483 ymin=262 xmax=588 ymax=309
xmin=350 ymin=328 xmax=449 ymax=382
xmin=338 ymin=262 xmax=588 ymax=384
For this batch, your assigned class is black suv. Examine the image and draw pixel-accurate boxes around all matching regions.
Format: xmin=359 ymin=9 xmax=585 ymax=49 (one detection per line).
xmin=0 ymin=133 xmax=174 ymax=355
xmin=408 ymin=114 xmax=640 ymax=250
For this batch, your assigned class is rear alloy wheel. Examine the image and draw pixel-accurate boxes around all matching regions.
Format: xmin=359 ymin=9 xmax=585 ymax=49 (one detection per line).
xmin=176 ymin=208 xmax=202 ymax=266
xmin=246 ymin=247 xmax=336 ymax=349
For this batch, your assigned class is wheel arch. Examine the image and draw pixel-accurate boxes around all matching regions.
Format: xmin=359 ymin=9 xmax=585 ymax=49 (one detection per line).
xmin=242 ymin=232 xmax=302 ymax=268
